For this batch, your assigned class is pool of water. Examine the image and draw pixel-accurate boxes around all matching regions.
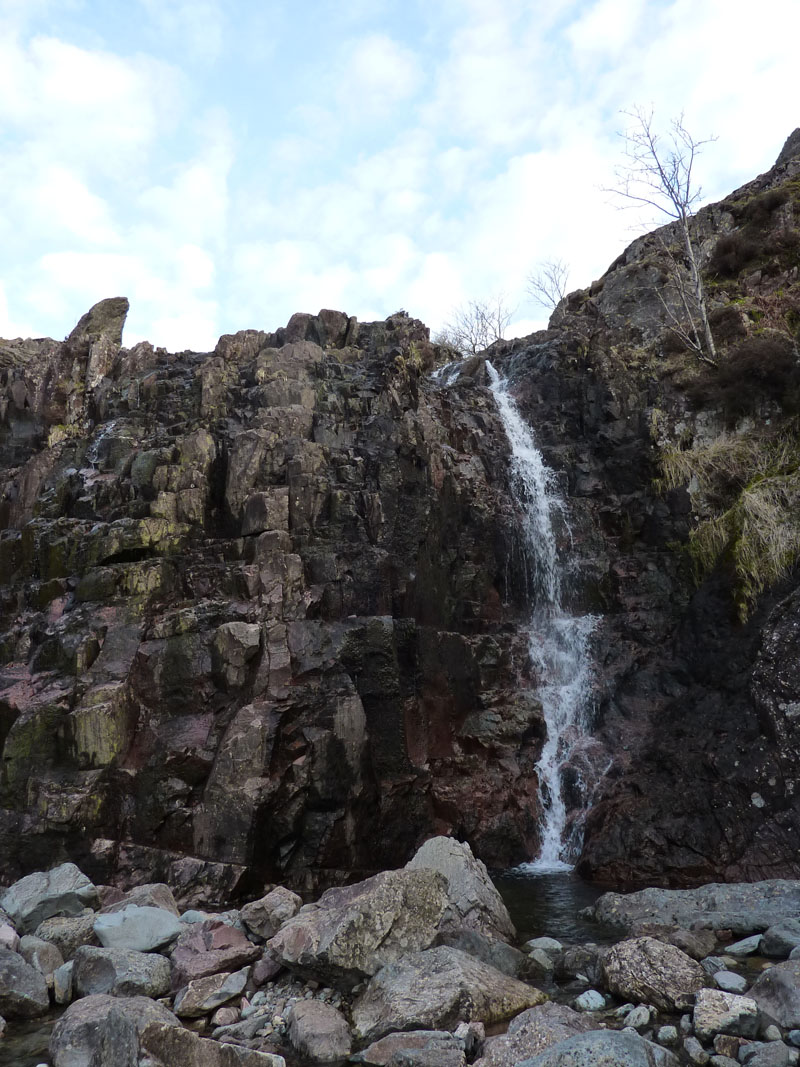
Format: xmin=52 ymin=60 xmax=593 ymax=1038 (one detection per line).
xmin=493 ymin=867 xmax=617 ymax=944
xmin=0 ymin=1014 xmax=54 ymax=1067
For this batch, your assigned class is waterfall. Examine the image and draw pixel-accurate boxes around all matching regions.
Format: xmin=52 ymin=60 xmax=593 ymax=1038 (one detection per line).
xmin=487 ymin=361 xmax=596 ymax=871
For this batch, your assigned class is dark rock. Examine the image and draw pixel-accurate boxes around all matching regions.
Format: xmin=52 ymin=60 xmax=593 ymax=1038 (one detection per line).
xmin=49 ymin=993 xmax=179 ymax=1067
xmin=0 ymin=946 xmax=50 ymax=1017
xmin=286 ymin=999 xmax=352 ymax=1061
xmin=517 ymin=1030 xmax=679 ymax=1066
xmin=750 ymin=960 xmax=800 ymax=1027
xmin=170 ymin=919 xmax=261 ymax=989
xmin=0 ymin=863 xmax=98 ymax=934
xmin=762 ymin=920 xmax=800 ymax=958
xmin=361 ymin=1031 xmax=465 ymax=1067
xmin=474 ymin=1002 xmax=594 ymax=1067
xmin=72 ymin=944 xmax=171 ymax=998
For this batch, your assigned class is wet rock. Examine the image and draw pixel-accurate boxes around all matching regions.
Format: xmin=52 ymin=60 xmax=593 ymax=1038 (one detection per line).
xmin=474 ymin=1002 xmax=593 ymax=1067
xmin=268 ymin=868 xmax=448 ymax=989
xmin=173 ymin=967 xmax=249 ymax=1017
xmin=0 ymin=946 xmax=50 ymax=1017
xmin=588 ymin=884 xmax=800 ymax=937
xmin=518 ymin=1030 xmax=680 ymax=1066
xmin=170 ymin=919 xmax=261 ymax=988
xmin=94 ymin=904 xmax=183 ymax=952
xmin=602 ymin=936 xmax=707 ymax=1012
xmin=286 ymin=999 xmax=352 ymax=1061
xmin=72 ymin=944 xmax=171 ymax=998
xmin=693 ymin=988 xmax=760 ymax=1040
xmin=406 ymin=836 xmax=516 ymax=942
xmin=351 ymin=945 xmax=547 ymax=1042
xmin=750 ymin=960 xmax=800 ymax=1027
xmin=0 ymin=863 xmax=98 ymax=934
xmin=763 ymin=922 xmax=800 ymax=958
xmin=49 ymin=993 xmax=179 ymax=1067
xmin=241 ymin=887 xmax=302 ymax=940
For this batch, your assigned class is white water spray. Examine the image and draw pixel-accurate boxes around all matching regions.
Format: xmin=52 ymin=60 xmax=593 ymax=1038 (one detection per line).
xmin=487 ymin=361 xmax=596 ymax=870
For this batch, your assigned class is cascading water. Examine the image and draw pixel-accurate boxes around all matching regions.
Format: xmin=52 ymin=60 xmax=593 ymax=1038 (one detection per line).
xmin=487 ymin=361 xmax=596 ymax=871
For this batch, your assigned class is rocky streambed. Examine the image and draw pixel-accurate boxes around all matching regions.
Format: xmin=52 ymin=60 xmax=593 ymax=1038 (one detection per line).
xmin=3 ymin=838 xmax=800 ymax=1067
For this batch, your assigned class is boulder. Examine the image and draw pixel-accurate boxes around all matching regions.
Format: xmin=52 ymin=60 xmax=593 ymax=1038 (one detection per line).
xmin=750 ymin=960 xmax=800 ymax=1027
xmin=352 ymin=945 xmax=547 ymax=1042
xmin=241 ymin=886 xmax=303 ymax=940
xmin=94 ymin=904 xmax=183 ymax=952
xmin=588 ymin=882 xmax=800 ymax=937
xmin=361 ymin=1031 xmax=465 ymax=1067
xmin=0 ymin=863 xmax=98 ymax=934
xmin=0 ymin=923 xmax=18 ymax=952
xmin=556 ymin=943 xmax=606 ymax=985
xmin=35 ymin=911 xmax=99 ymax=959
xmin=268 ymin=868 xmax=448 ymax=989
xmin=173 ymin=967 xmax=249 ymax=1017
xmin=517 ymin=1030 xmax=680 ymax=1066
xmin=286 ymin=999 xmax=352 ymax=1061
xmin=762 ymin=921 xmax=800 ymax=958
xmin=474 ymin=1002 xmax=594 ymax=1067
xmin=0 ymin=946 xmax=50 ymax=1017
xmin=101 ymin=883 xmax=180 ymax=916
xmin=715 ymin=970 xmax=749 ymax=994
xmin=19 ymin=932 xmax=65 ymax=976
xmin=73 ymin=944 xmax=171 ymax=998
xmin=602 ymin=936 xmax=707 ymax=1012
xmin=49 ymin=993 xmax=179 ymax=1067
xmin=630 ymin=922 xmax=717 ymax=960
xmin=170 ymin=919 xmax=261 ymax=989
xmin=406 ymin=836 xmax=516 ymax=943
xmin=436 ymin=927 xmax=531 ymax=978
xmin=140 ymin=1020 xmax=286 ymax=1066
xmin=693 ymin=988 xmax=760 ymax=1040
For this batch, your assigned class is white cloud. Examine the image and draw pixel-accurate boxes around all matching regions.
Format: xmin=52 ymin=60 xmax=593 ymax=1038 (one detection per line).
xmin=137 ymin=0 xmax=226 ymax=64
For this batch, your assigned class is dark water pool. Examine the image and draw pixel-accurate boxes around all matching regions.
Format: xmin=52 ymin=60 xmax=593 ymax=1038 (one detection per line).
xmin=493 ymin=866 xmax=617 ymax=944
xmin=0 ymin=1013 xmax=54 ymax=1067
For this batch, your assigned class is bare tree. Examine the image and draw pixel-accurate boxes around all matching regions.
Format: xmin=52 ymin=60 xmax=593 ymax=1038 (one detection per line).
xmin=435 ymin=295 xmax=514 ymax=355
xmin=527 ymin=258 xmax=570 ymax=312
xmin=610 ymin=106 xmax=718 ymax=365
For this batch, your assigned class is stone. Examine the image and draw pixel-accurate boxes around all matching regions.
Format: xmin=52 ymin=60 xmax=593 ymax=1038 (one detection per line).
xmin=94 ymin=904 xmax=183 ymax=952
xmin=0 ymin=946 xmax=50 ymax=1017
xmin=740 ymin=1042 xmax=792 ymax=1066
xmin=525 ymin=937 xmax=563 ymax=957
xmin=406 ymin=836 xmax=516 ymax=942
xmin=211 ymin=1005 xmax=239 ymax=1026
xmin=588 ymin=884 xmax=800 ymax=938
xmin=602 ymin=936 xmax=707 ymax=1012
xmin=751 ymin=961 xmax=800 ymax=1027
xmin=473 ymin=1002 xmax=593 ymax=1067
xmin=693 ymin=988 xmax=760 ymax=1040
xmin=702 ymin=956 xmax=728 ymax=976
xmin=657 ymin=1026 xmax=679 ymax=1046
xmin=252 ymin=952 xmax=283 ymax=985
xmin=54 ymin=960 xmax=74 ymax=1004
xmin=765 ymin=1025 xmax=784 ymax=1041
xmin=101 ymin=883 xmax=180 ymax=916
xmin=72 ymin=944 xmax=171 ymax=998
xmin=34 ymin=912 xmax=98 ymax=960
xmin=0 ymin=863 xmax=98 ymax=934
xmin=713 ymin=1034 xmax=741 ymax=1057
xmin=715 ymin=970 xmax=749 ymax=993
xmin=361 ymin=1032 xmax=465 ymax=1067
xmin=241 ymin=887 xmax=303 ymax=940
xmin=352 ymin=945 xmax=547 ymax=1042
xmin=19 ymin=932 xmax=65 ymax=976
xmin=139 ymin=1020 xmax=286 ymax=1066
xmin=170 ymin=919 xmax=261 ymax=989
xmin=763 ymin=922 xmax=800 ymax=958
xmin=624 ymin=1005 xmax=652 ymax=1030
xmin=0 ymin=924 xmax=18 ymax=952
xmin=387 ymin=1051 xmax=464 ymax=1067
xmin=555 ymin=943 xmax=606 ymax=985
xmin=268 ymin=868 xmax=448 ymax=990
xmin=173 ymin=968 xmax=249 ymax=1017
xmin=49 ymin=993 xmax=179 ymax=1067
xmin=517 ymin=1030 xmax=680 ymax=1066
xmin=727 ymin=935 xmax=764 ymax=956
xmin=436 ymin=927 xmax=531 ymax=978
xmin=574 ymin=989 xmax=605 ymax=1011
xmin=684 ymin=1036 xmax=710 ymax=1064
xmin=286 ymin=999 xmax=352 ymax=1061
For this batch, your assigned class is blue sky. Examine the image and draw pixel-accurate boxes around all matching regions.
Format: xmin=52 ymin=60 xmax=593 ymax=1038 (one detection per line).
xmin=1 ymin=0 xmax=797 ymax=349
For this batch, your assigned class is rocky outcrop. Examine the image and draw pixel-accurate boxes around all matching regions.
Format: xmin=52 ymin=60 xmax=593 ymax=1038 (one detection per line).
xmin=0 ymin=305 xmax=544 ymax=893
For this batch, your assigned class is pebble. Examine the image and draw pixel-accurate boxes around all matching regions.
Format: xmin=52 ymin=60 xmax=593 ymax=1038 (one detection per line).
xmin=788 ymin=1031 xmax=800 ymax=1048
xmin=764 ymin=1025 xmax=784 ymax=1041
xmin=657 ymin=1026 xmax=679 ymax=1047
xmin=574 ymin=989 xmax=605 ymax=1012
xmin=624 ymin=1005 xmax=651 ymax=1030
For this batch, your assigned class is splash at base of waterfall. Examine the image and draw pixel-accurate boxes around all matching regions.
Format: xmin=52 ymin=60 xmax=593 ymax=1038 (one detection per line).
xmin=487 ymin=360 xmax=598 ymax=869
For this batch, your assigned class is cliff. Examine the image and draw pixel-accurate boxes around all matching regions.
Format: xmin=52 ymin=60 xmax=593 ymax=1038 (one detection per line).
xmin=2 ymin=131 xmax=800 ymax=897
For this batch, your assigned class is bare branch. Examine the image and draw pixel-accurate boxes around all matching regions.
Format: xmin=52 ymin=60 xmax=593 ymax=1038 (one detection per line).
xmin=435 ymin=296 xmax=515 ymax=355
xmin=527 ymin=258 xmax=570 ymax=311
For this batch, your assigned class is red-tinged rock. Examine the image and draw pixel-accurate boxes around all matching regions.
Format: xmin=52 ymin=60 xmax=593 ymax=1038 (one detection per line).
xmin=170 ymin=920 xmax=260 ymax=989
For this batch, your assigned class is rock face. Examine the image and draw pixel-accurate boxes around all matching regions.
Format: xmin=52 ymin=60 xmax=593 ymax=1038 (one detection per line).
xmin=0 ymin=305 xmax=544 ymax=893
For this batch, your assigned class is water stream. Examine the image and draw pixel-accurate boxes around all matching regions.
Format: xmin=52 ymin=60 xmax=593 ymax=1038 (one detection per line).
xmin=486 ymin=362 xmax=597 ymax=870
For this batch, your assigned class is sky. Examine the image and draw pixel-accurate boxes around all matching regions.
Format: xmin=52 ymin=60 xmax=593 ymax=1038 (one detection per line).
xmin=0 ymin=0 xmax=798 ymax=350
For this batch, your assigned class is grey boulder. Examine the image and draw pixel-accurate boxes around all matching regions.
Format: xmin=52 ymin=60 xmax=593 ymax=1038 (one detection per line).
xmin=602 ymin=936 xmax=707 ymax=1012
xmin=140 ymin=1020 xmax=286 ymax=1066
xmin=0 ymin=862 xmax=98 ymax=934
xmin=35 ymin=911 xmax=98 ymax=960
xmin=241 ymin=886 xmax=302 ymax=940
xmin=693 ymin=988 xmax=760 ymax=1040
xmin=406 ymin=836 xmax=516 ymax=943
xmin=268 ymin=868 xmax=448 ymax=989
xmin=474 ymin=1002 xmax=594 ymax=1067
xmin=173 ymin=967 xmax=249 ymax=1017
xmin=49 ymin=993 xmax=179 ymax=1067
xmin=750 ymin=960 xmax=800 ymax=1027
xmin=361 ymin=1031 xmax=465 ymax=1066
xmin=0 ymin=946 xmax=50 ymax=1018
xmin=19 ymin=932 xmax=65 ymax=977
xmin=352 ymin=945 xmax=547 ymax=1042
xmin=762 ymin=921 xmax=800 ymax=958
xmin=94 ymin=904 xmax=183 ymax=952
xmin=73 ymin=944 xmax=171 ymax=998
xmin=518 ymin=1030 xmax=680 ymax=1066
xmin=286 ymin=998 xmax=352 ymax=1061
